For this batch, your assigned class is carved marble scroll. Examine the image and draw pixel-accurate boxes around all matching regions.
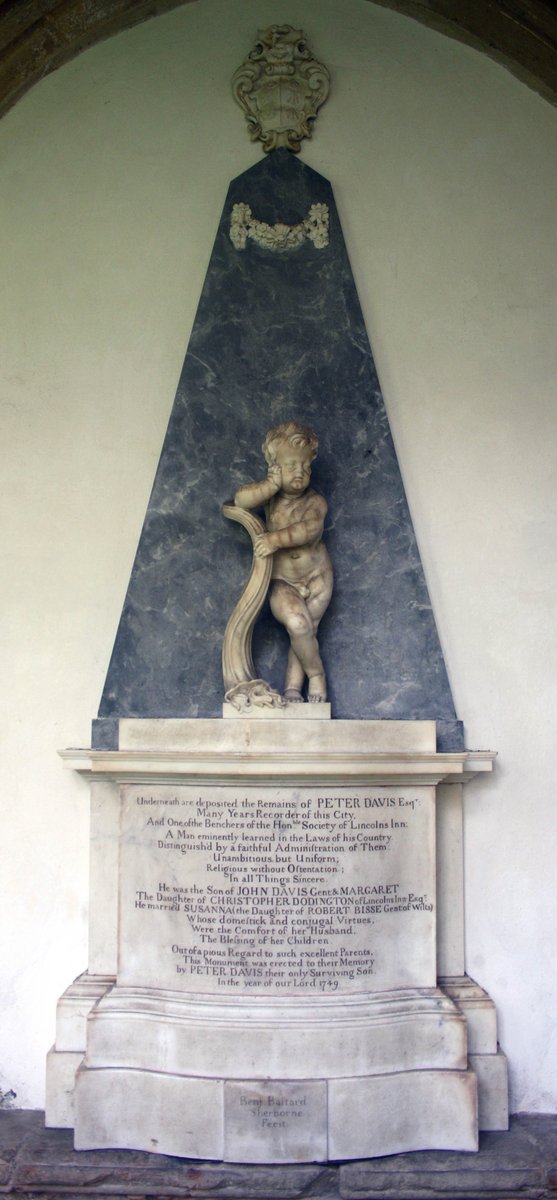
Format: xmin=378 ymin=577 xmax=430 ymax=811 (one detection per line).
xmin=221 ymin=504 xmax=284 ymax=711
xmin=230 ymin=202 xmax=329 ymax=252
xmin=232 ymin=25 xmax=330 ymax=154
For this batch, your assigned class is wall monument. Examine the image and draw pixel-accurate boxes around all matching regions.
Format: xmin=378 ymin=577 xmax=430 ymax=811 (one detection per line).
xmin=46 ymin=26 xmax=508 ymax=1163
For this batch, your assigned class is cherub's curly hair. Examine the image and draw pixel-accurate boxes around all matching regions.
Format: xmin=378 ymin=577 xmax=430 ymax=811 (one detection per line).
xmin=262 ymin=422 xmax=318 ymax=466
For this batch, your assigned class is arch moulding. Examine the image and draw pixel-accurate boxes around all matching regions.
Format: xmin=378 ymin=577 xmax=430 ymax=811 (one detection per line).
xmin=0 ymin=0 xmax=556 ymax=121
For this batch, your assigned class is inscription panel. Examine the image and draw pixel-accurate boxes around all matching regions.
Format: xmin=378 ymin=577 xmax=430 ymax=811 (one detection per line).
xmin=118 ymin=785 xmax=435 ymax=994
xmin=224 ymin=1080 xmax=326 ymax=1163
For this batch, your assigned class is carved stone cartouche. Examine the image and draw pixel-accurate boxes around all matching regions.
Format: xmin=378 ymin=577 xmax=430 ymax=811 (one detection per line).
xmin=232 ymin=26 xmax=330 ymax=154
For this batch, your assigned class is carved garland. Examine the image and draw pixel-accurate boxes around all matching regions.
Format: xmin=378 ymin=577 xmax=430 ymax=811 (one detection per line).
xmin=230 ymin=202 xmax=329 ymax=252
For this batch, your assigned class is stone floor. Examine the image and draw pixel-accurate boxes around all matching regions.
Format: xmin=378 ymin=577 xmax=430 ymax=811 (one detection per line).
xmin=1 ymin=1111 xmax=556 ymax=1199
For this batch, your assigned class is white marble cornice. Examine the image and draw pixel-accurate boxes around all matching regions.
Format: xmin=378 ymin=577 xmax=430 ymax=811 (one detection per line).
xmin=61 ymin=720 xmax=494 ymax=785
xmin=59 ymin=746 xmax=495 ymax=787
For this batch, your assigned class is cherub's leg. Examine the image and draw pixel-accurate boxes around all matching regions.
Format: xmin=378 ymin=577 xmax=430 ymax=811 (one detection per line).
xmin=284 ymin=648 xmax=305 ymax=702
xmin=307 ymin=670 xmax=327 ymax=702
xmin=290 ymin=628 xmax=326 ymax=697
xmin=305 ymin=581 xmax=333 ymax=702
xmin=270 ymin=583 xmax=326 ymax=701
xmin=306 ymin=640 xmax=327 ymax=703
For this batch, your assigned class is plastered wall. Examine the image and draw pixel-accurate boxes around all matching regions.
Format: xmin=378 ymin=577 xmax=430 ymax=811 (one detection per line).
xmin=1 ymin=0 xmax=556 ymax=1112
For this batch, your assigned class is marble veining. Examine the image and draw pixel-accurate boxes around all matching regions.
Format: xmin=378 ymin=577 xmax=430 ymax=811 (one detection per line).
xmin=96 ymin=150 xmax=462 ymax=750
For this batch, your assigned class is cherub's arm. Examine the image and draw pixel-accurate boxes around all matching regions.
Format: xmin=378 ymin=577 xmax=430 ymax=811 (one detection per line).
xmin=234 ymin=464 xmax=281 ymax=510
xmin=254 ymin=495 xmax=327 ymax=557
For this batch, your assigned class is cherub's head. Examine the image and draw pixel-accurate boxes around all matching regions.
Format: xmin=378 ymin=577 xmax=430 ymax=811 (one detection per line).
xmin=262 ymin=422 xmax=318 ymax=497
xmin=262 ymin=422 xmax=318 ymax=465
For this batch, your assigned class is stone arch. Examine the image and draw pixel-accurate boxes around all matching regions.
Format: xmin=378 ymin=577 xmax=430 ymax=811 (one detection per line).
xmin=0 ymin=0 xmax=556 ymax=121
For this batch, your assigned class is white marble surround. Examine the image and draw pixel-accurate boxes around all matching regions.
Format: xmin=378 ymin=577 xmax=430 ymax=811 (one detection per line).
xmin=47 ymin=720 xmax=507 ymax=1162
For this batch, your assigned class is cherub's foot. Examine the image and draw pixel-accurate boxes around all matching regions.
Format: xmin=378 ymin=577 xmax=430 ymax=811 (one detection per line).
xmin=284 ymin=688 xmax=304 ymax=704
xmin=308 ymin=673 xmax=327 ymax=703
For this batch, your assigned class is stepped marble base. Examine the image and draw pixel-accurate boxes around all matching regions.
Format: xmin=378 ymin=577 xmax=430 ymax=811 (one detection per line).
xmin=47 ymin=719 xmax=507 ymax=1160
xmin=74 ymin=1063 xmax=478 ymax=1162
xmin=70 ymin=982 xmax=478 ymax=1161
xmin=46 ymin=972 xmax=507 ymax=1159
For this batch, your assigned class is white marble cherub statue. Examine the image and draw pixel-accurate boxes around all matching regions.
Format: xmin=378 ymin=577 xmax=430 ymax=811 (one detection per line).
xmin=234 ymin=422 xmax=333 ymax=703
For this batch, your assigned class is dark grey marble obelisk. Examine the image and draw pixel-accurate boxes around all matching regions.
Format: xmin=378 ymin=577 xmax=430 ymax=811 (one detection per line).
xmin=94 ymin=150 xmax=462 ymax=750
